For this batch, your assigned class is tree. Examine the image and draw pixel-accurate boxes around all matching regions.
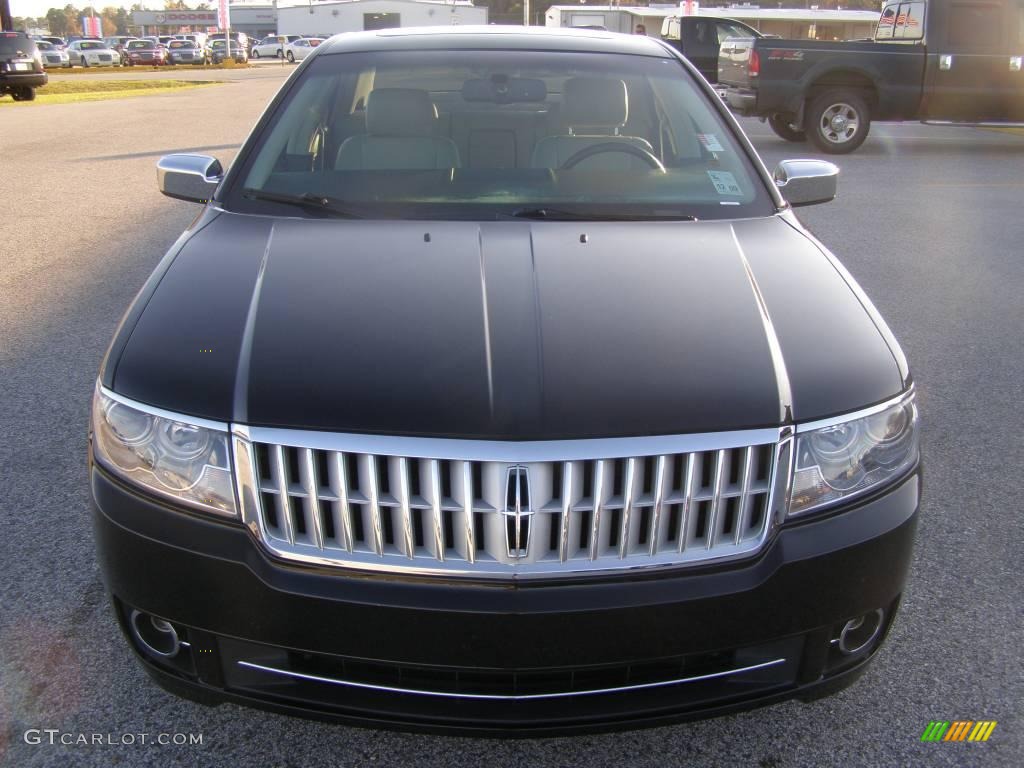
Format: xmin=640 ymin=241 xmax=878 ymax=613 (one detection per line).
xmin=46 ymin=7 xmax=70 ymax=36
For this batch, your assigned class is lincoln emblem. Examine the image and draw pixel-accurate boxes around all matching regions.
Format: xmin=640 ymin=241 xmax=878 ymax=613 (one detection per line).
xmin=503 ymin=466 xmax=533 ymax=558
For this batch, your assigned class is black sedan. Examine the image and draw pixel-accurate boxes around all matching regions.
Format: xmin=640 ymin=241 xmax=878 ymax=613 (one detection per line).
xmin=208 ymin=40 xmax=247 ymax=64
xmin=166 ymin=39 xmax=208 ymax=66
xmin=92 ymin=26 xmax=920 ymax=735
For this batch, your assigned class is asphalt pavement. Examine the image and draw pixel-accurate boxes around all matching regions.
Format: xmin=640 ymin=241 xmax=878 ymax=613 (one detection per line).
xmin=0 ymin=66 xmax=1021 ymax=767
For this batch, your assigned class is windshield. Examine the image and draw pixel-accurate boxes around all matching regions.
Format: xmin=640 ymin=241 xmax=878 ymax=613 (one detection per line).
xmin=228 ymin=49 xmax=773 ymax=221
xmin=169 ymin=41 xmax=192 ymax=49
xmin=37 ymin=41 xmax=53 ymax=50
xmin=81 ymin=41 xmax=104 ymax=50
xmin=128 ymin=41 xmax=152 ymax=50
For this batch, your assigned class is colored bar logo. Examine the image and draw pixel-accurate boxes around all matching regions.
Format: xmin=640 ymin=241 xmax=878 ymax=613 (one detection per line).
xmin=921 ymin=721 xmax=997 ymax=742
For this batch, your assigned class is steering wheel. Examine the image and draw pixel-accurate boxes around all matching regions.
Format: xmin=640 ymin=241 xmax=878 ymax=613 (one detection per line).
xmin=559 ymin=142 xmax=666 ymax=172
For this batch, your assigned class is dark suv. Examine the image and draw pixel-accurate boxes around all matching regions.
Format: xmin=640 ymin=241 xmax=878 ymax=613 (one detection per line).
xmin=0 ymin=31 xmax=46 ymax=102
xmin=92 ymin=27 xmax=920 ymax=735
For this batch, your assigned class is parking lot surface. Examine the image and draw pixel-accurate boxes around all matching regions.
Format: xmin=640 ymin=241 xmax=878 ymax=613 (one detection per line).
xmin=1 ymin=67 xmax=1021 ymax=767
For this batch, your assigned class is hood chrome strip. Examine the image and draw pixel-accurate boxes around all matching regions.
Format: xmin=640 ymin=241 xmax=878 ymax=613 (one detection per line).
xmin=477 ymin=226 xmax=496 ymax=417
xmin=233 ymin=222 xmax=274 ymax=424
xmin=731 ymin=225 xmax=794 ymax=425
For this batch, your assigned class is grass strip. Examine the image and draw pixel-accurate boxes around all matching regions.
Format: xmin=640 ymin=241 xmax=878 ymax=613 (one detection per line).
xmin=1 ymin=79 xmax=219 ymax=106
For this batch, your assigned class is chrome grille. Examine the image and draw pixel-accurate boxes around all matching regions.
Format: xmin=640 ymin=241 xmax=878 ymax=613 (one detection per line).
xmin=233 ymin=429 xmax=787 ymax=578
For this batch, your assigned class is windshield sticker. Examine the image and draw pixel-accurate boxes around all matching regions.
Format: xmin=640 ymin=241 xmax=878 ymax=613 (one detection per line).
xmin=698 ymin=133 xmax=725 ymax=153
xmin=707 ymin=171 xmax=743 ymax=196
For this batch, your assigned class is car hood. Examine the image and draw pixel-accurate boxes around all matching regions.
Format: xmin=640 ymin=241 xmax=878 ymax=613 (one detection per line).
xmin=109 ymin=212 xmax=905 ymax=439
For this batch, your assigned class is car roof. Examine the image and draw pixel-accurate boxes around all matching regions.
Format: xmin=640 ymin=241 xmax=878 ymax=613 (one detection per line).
xmin=318 ymin=25 xmax=673 ymax=58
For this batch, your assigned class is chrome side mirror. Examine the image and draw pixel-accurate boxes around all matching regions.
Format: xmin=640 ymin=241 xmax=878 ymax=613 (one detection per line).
xmin=773 ymin=159 xmax=839 ymax=207
xmin=157 ymin=154 xmax=223 ymax=204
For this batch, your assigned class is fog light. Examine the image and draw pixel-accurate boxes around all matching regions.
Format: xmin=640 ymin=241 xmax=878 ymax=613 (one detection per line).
xmin=129 ymin=609 xmax=181 ymax=658
xmin=838 ymin=609 xmax=884 ymax=655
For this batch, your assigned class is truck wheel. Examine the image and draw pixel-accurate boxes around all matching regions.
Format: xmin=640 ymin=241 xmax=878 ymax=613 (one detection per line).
xmin=806 ymin=90 xmax=871 ymax=154
xmin=11 ymin=87 xmax=35 ymax=102
xmin=768 ymin=114 xmax=806 ymax=143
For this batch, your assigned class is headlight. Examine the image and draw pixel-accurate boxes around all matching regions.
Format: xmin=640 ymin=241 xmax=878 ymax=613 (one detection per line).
xmin=789 ymin=392 xmax=918 ymax=517
xmin=91 ymin=383 xmax=237 ymax=517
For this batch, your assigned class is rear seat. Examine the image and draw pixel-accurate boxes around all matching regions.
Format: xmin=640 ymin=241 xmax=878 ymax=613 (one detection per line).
xmin=436 ymin=104 xmax=553 ymax=169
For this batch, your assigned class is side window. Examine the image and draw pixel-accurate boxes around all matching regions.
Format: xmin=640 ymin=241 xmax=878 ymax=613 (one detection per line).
xmin=716 ymin=23 xmax=751 ymax=44
xmin=876 ymin=5 xmax=898 ymax=39
xmin=694 ymin=21 xmax=713 ymax=45
xmin=947 ymin=3 xmax=1003 ymax=48
xmin=894 ymin=2 xmax=925 ymax=40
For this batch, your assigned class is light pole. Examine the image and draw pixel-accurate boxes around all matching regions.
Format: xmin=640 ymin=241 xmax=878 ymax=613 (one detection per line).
xmin=523 ymin=0 xmax=529 ymax=27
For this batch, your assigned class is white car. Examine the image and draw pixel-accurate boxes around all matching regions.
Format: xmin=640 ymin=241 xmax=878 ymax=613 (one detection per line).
xmin=67 ymin=40 xmax=120 ymax=67
xmin=36 ymin=40 xmax=71 ymax=68
xmin=282 ymin=38 xmax=324 ymax=63
xmin=250 ymin=35 xmax=301 ymax=59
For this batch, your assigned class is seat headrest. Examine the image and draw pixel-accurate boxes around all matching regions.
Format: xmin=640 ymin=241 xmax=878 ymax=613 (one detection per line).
xmin=562 ymin=77 xmax=629 ymax=130
xmin=366 ymin=89 xmax=438 ymax=138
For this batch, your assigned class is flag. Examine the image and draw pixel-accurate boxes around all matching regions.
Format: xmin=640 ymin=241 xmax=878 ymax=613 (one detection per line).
xmin=217 ymin=0 xmax=231 ymax=30
xmin=81 ymin=16 xmax=102 ymax=37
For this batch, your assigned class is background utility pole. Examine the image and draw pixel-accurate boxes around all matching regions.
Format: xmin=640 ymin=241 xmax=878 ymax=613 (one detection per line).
xmin=524 ymin=0 xmax=529 ymax=26
xmin=1 ymin=0 xmax=14 ymax=32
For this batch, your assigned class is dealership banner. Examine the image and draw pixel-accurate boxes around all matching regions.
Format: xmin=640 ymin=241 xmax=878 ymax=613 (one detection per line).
xmin=81 ymin=15 xmax=102 ymax=37
xmin=218 ymin=0 xmax=231 ymax=30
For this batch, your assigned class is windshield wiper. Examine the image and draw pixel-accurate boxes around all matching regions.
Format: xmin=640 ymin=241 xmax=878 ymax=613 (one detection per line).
xmin=242 ymin=189 xmax=362 ymax=218
xmin=505 ymin=207 xmax=697 ymax=222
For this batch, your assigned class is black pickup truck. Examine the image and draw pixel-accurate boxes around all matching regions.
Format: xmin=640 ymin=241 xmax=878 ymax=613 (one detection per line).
xmin=720 ymin=0 xmax=1024 ymax=153
xmin=659 ymin=15 xmax=761 ymax=89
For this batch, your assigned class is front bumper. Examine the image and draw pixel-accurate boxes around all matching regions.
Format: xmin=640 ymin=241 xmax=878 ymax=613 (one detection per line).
xmin=93 ymin=464 xmax=919 ymax=735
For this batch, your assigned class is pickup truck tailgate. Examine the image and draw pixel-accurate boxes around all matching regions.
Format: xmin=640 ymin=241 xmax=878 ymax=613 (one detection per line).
xmin=718 ymin=37 xmax=756 ymax=88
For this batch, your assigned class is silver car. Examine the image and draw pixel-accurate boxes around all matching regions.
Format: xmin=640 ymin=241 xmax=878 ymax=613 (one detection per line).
xmin=67 ymin=39 xmax=119 ymax=67
xmin=36 ymin=40 xmax=70 ymax=68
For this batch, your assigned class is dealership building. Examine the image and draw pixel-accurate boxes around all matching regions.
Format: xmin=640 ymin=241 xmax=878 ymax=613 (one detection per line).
xmin=545 ymin=4 xmax=881 ymax=41
xmin=130 ymin=4 xmax=278 ymax=39
xmin=131 ymin=1 xmax=487 ymax=40
xmin=276 ymin=1 xmax=486 ymax=37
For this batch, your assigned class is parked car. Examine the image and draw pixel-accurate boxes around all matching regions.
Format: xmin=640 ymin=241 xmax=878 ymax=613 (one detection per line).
xmin=250 ymin=35 xmax=301 ymax=59
xmin=659 ymin=15 xmax=761 ymax=91
xmin=282 ymin=37 xmax=324 ymax=63
xmin=123 ymin=39 xmax=167 ymax=67
xmin=103 ymin=36 xmax=138 ymax=62
xmin=719 ymin=0 xmax=1024 ymax=152
xmin=206 ymin=31 xmax=249 ymax=55
xmin=35 ymin=35 xmax=67 ymax=49
xmin=67 ymin=39 xmax=120 ymax=67
xmin=94 ymin=26 xmax=921 ymax=734
xmin=36 ymin=40 xmax=71 ymax=69
xmin=175 ymin=33 xmax=208 ymax=50
xmin=209 ymin=39 xmax=248 ymax=64
xmin=0 ymin=31 xmax=46 ymax=101
xmin=166 ymin=39 xmax=208 ymax=66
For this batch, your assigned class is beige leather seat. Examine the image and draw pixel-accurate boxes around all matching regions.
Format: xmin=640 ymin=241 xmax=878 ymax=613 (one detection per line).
xmin=335 ymin=88 xmax=460 ymax=170
xmin=530 ymin=77 xmax=654 ymax=171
